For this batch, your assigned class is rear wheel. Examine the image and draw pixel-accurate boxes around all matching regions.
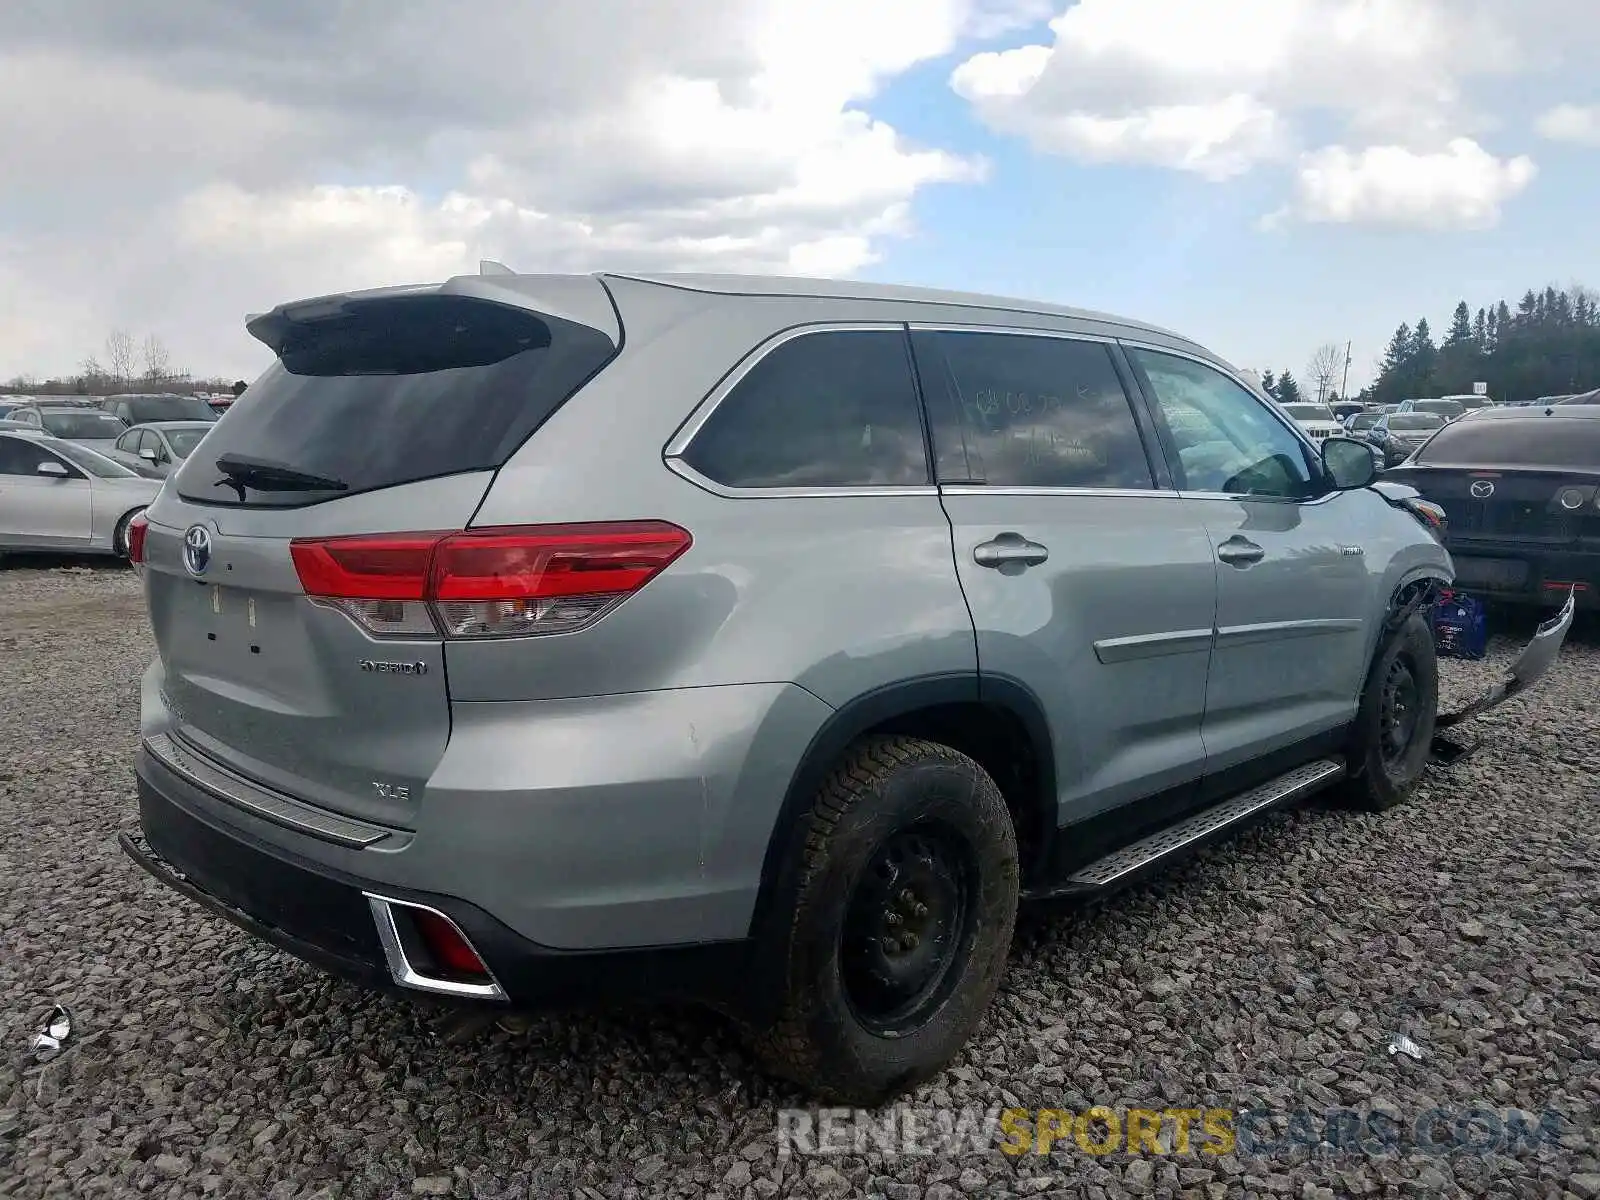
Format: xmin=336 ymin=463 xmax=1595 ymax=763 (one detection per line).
xmin=113 ymin=508 xmax=145 ymax=560
xmin=112 ymin=508 xmax=145 ymax=563
xmin=748 ymin=736 xmax=1019 ymax=1104
xmin=1337 ymin=612 xmax=1438 ymax=811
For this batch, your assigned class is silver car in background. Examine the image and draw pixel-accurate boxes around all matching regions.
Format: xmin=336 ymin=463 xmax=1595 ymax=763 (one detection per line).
xmin=0 ymin=430 xmax=162 ymax=558
xmin=107 ymin=420 xmax=218 ymax=478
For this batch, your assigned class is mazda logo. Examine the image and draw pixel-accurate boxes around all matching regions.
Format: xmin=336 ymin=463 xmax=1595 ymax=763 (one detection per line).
xmin=1469 ymin=480 xmax=1495 ymax=499
xmin=182 ymin=524 xmax=212 ymax=577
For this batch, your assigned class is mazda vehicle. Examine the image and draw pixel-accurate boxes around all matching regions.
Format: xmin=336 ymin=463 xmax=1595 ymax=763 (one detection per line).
xmin=1385 ymin=405 xmax=1600 ymax=608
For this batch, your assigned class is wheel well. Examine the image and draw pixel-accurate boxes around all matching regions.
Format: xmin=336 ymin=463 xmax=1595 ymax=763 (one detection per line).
xmin=114 ymin=506 xmax=146 ymax=550
xmin=1386 ymin=575 xmax=1443 ymax=632
xmin=855 ymin=701 xmax=1048 ymax=883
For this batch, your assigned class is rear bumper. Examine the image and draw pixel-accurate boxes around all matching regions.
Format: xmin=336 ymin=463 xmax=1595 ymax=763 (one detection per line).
xmin=124 ymin=772 xmax=756 ymax=1012
xmin=1442 ymin=542 xmax=1600 ymax=608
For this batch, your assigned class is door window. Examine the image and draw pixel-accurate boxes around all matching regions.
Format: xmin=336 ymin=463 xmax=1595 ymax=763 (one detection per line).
xmin=680 ymin=329 xmax=929 ymax=489
xmin=1129 ymin=349 xmax=1317 ymax=499
xmin=911 ymin=330 xmax=1155 ymax=489
xmin=0 ymin=437 xmax=62 ymax=476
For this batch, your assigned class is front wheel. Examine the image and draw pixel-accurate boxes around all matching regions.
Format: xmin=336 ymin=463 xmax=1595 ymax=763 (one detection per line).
xmin=747 ymin=736 xmax=1019 ymax=1104
xmin=1336 ymin=612 xmax=1438 ymax=811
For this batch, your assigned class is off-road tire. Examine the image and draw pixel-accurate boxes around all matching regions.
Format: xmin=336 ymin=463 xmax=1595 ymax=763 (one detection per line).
xmin=747 ymin=735 xmax=1019 ymax=1105
xmin=113 ymin=508 xmax=144 ymax=560
xmin=1336 ymin=612 xmax=1438 ymax=812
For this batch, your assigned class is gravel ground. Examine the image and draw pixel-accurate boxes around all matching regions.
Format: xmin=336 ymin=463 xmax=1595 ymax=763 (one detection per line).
xmin=2 ymin=561 xmax=1597 ymax=1200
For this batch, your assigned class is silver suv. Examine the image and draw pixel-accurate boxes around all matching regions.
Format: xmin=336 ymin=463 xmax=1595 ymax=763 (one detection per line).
xmin=123 ymin=271 xmax=1453 ymax=1103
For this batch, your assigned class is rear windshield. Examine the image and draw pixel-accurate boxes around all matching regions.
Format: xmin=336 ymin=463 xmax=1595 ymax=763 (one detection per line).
xmin=40 ymin=411 xmax=127 ymax=439
xmin=122 ymin=395 xmax=217 ymax=423
xmin=1389 ymin=414 xmax=1445 ymax=431
xmin=167 ymin=428 xmax=210 ymax=458
xmin=1281 ymin=404 xmax=1332 ymax=420
xmin=1412 ymin=401 xmax=1464 ymax=417
xmin=177 ymin=296 xmax=616 ymax=506
xmin=1349 ymin=413 xmax=1379 ymax=430
xmin=1414 ymin=418 xmax=1600 ymax=468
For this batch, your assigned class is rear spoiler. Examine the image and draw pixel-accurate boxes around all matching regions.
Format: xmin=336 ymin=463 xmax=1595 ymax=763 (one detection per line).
xmin=244 ymin=272 xmax=620 ymax=356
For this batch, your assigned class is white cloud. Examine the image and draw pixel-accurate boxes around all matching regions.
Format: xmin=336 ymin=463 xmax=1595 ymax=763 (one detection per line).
xmin=1267 ymin=139 xmax=1537 ymax=230
xmin=0 ymin=0 xmax=1019 ymax=378
xmin=951 ymin=0 xmax=1557 ymax=220
xmin=1536 ymin=104 xmax=1600 ymax=145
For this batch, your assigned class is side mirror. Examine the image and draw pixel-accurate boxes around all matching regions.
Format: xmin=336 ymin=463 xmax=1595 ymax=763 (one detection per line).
xmin=1322 ymin=436 xmax=1377 ymax=490
xmin=36 ymin=460 xmax=69 ymax=478
xmin=138 ymin=447 xmax=158 ymax=462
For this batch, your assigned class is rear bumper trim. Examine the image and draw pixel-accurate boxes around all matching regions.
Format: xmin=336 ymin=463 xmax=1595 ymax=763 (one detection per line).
xmin=144 ymin=732 xmax=394 ymax=848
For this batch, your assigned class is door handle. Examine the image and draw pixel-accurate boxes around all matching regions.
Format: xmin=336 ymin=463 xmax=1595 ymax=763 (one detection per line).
xmin=1217 ymin=538 xmax=1265 ymax=567
xmin=974 ymin=533 xmax=1049 ymax=568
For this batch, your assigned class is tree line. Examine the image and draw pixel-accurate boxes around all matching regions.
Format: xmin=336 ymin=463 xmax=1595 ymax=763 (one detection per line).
xmin=2 ymin=330 xmax=236 ymax=397
xmin=1363 ymin=284 xmax=1600 ymax=407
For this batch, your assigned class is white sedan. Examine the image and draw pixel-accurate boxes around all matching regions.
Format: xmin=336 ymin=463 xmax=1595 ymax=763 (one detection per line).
xmin=0 ymin=431 xmax=163 ymax=559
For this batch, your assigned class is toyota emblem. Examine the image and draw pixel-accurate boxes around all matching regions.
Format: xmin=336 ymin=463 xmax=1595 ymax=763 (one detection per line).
xmin=182 ymin=524 xmax=213 ymax=577
xmin=1469 ymin=479 xmax=1495 ymax=499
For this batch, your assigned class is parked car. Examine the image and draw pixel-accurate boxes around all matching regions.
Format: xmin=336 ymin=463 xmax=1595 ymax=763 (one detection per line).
xmin=1437 ymin=393 xmax=1496 ymax=413
xmin=123 ymin=270 xmax=1462 ymax=1104
xmin=9 ymin=405 xmax=130 ymax=451
xmin=1344 ymin=410 xmax=1383 ymax=438
xmin=107 ymin=421 xmax=218 ymax=478
xmin=0 ymin=400 xmax=29 ymax=420
xmin=1278 ymin=401 xmax=1344 ymax=441
xmin=1367 ymin=412 xmax=1448 ymax=466
xmin=101 ymin=393 xmax=220 ymax=426
xmin=0 ymin=431 xmax=162 ymax=559
xmin=1331 ymin=401 xmax=1366 ymax=422
xmin=1398 ymin=398 xmax=1466 ymax=423
xmin=1385 ymin=405 xmax=1600 ymax=608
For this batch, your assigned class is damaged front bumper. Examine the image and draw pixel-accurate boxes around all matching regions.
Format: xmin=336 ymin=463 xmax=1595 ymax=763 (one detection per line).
xmin=1430 ymin=587 xmax=1578 ymax=763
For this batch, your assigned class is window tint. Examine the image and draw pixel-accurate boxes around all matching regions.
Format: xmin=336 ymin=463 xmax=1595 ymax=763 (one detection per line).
xmin=51 ymin=439 xmax=137 ymax=478
xmin=178 ymin=295 xmax=616 ymax=507
xmin=1414 ymin=418 xmax=1600 ymax=469
xmin=911 ymin=330 xmax=1154 ymax=489
xmin=0 ymin=436 xmax=62 ymax=476
xmin=1130 ymin=349 xmax=1317 ymax=499
xmin=680 ymin=329 xmax=929 ymax=489
xmin=38 ymin=411 xmax=125 ymax=440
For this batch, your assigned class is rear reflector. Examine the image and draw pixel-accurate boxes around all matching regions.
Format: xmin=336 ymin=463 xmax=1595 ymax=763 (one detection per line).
xmin=410 ymin=909 xmax=492 ymax=978
xmin=290 ymin=521 xmax=692 ymax=639
xmin=127 ymin=512 xmax=149 ymax=566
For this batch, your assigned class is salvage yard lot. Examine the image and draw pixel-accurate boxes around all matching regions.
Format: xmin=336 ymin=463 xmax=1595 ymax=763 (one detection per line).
xmin=2 ymin=563 xmax=1597 ymax=1200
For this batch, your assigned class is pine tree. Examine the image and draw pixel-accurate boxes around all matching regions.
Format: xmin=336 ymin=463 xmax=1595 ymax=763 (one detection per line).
xmin=1276 ymin=370 xmax=1304 ymax=404
xmin=1410 ymin=319 xmax=1437 ymax=394
xmin=1485 ymin=306 xmax=1499 ymax=350
xmin=1445 ymin=301 xmax=1473 ymax=346
xmin=1381 ymin=323 xmax=1414 ymax=375
xmin=1260 ymin=369 xmax=1277 ymax=398
xmin=1473 ymin=307 xmax=1488 ymax=351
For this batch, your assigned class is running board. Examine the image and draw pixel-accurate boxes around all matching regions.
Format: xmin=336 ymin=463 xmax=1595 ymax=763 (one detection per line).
xmin=1027 ymin=757 xmax=1346 ymax=900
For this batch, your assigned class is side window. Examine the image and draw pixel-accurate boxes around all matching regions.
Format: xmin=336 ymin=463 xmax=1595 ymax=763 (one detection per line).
xmin=0 ymin=437 xmax=53 ymax=476
xmin=680 ymin=329 xmax=929 ymax=489
xmin=1129 ymin=348 xmax=1317 ymax=499
xmin=911 ymin=330 xmax=1155 ymax=489
xmin=117 ymin=429 xmax=138 ymax=452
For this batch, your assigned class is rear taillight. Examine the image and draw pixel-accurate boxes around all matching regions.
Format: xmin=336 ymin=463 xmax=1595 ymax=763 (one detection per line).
xmin=127 ymin=512 xmax=149 ymax=566
xmin=289 ymin=522 xmax=691 ymax=639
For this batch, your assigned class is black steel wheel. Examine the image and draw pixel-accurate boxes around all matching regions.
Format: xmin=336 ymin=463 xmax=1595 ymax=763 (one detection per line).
xmin=1338 ymin=611 xmax=1438 ymax=812
xmin=747 ymin=736 xmax=1019 ymax=1104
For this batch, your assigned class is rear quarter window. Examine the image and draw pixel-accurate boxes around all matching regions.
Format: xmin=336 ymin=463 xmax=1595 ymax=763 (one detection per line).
xmin=677 ymin=328 xmax=930 ymax=490
xmin=176 ymin=295 xmax=616 ymax=507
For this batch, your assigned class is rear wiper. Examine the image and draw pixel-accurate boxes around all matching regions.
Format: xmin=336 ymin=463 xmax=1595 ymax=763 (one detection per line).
xmin=213 ymin=453 xmax=348 ymax=500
